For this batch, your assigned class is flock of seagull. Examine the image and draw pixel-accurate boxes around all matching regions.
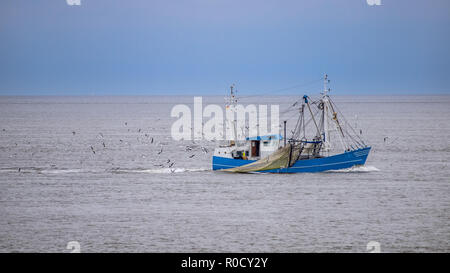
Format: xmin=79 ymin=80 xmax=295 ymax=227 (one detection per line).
xmin=74 ymin=121 xmax=210 ymax=172
xmin=1 ymin=121 xmax=211 ymax=173
xmin=3 ymin=124 xmax=395 ymax=173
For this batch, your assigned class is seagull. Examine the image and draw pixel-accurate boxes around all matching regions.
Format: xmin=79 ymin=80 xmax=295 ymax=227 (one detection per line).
xmin=157 ymin=147 xmax=163 ymax=155
xmin=189 ymin=154 xmax=195 ymax=158
xmin=72 ymin=131 xmax=76 ymax=136
xmin=18 ymin=168 xmax=21 ymax=172
xmin=169 ymin=162 xmax=175 ymax=168
xmin=138 ymin=128 xmax=141 ymax=133
xmin=90 ymin=146 xmax=96 ymax=154
xmin=383 ymin=137 xmax=388 ymax=143
xmin=102 ymin=142 xmax=106 ymax=148
xmin=151 ymin=137 xmax=154 ymax=144
xmin=166 ymin=159 xmax=170 ymax=163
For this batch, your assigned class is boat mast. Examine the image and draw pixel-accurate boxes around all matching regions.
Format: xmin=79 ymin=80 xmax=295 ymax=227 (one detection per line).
xmin=322 ymin=74 xmax=331 ymax=153
xmin=228 ymin=84 xmax=238 ymax=145
xmin=303 ymin=95 xmax=323 ymax=143
xmin=322 ymin=75 xmax=348 ymax=152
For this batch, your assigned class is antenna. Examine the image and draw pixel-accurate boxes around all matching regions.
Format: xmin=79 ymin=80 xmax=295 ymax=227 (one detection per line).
xmin=227 ymin=83 xmax=238 ymax=145
xmin=323 ymin=74 xmax=329 ymax=96
xmin=322 ymin=74 xmax=332 ymax=153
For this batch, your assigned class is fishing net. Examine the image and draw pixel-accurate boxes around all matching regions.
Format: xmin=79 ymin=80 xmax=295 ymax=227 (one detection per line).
xmin=221 ymin=143 xmax=302 ymax=173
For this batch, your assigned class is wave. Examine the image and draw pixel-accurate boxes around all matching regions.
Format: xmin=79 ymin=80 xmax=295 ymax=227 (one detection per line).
xmin=0 ymin=168 xmax=101 ymax=174
xmin=326 ymin=165 xmax=380 ymax=173
xmin=2 ymin=165 xmax=377 ymax=175
xmin=0 ymin=167 xmax=210 ymax=175
xmin=110 ymin=167 xmax=210 ymax=174
xmin=39 ymin=169 xmax=88 ymax=174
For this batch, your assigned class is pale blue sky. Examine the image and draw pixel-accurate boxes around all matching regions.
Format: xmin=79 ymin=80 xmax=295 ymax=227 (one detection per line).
xmin=1 ymin=0 xmax=449 ymax=95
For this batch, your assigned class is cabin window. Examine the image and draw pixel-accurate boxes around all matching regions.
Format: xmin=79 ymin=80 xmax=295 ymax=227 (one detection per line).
xmin=263 ymin=141 xmax=269 ymax=146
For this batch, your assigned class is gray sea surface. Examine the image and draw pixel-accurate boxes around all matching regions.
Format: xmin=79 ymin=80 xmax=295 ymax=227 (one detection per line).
xmin=0 ymin=95 xmax=449 ymax=252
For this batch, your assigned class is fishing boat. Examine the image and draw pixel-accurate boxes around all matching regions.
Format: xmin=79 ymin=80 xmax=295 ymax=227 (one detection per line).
xmin=212 ymin=75 xmax=371 ymax=173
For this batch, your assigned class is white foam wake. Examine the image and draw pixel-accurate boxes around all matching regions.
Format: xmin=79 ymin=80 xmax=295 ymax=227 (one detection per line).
xmin=1 ymin=167 xmax=210 ymax=175
xmin=39 ymin=169 xmax=85 ymax=174
xmin=326 ymin=165 xmax=380 ymax=173
xmin=111 ymin=167 xmax=210 ymax=174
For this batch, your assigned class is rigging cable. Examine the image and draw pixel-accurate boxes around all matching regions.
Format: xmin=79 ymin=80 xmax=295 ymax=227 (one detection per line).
xmin=328 ymin=98 xmax=366 ymax=147
xmin=238 ymin=78 xmax=323 ymax=99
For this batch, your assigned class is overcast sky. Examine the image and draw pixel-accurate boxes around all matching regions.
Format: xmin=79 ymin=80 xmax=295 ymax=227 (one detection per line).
xmin=1 ymin=0 xmax=449 ymax=95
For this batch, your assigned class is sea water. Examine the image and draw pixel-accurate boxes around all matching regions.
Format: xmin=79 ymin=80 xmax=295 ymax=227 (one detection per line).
xmin=0 ymin=95 xmax=448 ymax=252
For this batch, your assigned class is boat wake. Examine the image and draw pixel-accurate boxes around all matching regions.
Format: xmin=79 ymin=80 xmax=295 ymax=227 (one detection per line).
xmin=326 ymin=165 xmax=380 ymax=173
xmin=0 ymin=167 xmax=103 ymax=174
xmin=40 ymin=169 xmax=88 ymax=174
xmin=0 ymin=167 xmax=210 ymax=175
xmin=2 ymin=165 xmax=377 ymax=175
xmin=110 ymin=167 xmax=210 ymax=174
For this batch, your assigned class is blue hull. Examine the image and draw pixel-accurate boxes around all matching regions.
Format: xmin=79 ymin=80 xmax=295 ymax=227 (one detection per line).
xmin=212 ymin=147 xmax=371 ymax=173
